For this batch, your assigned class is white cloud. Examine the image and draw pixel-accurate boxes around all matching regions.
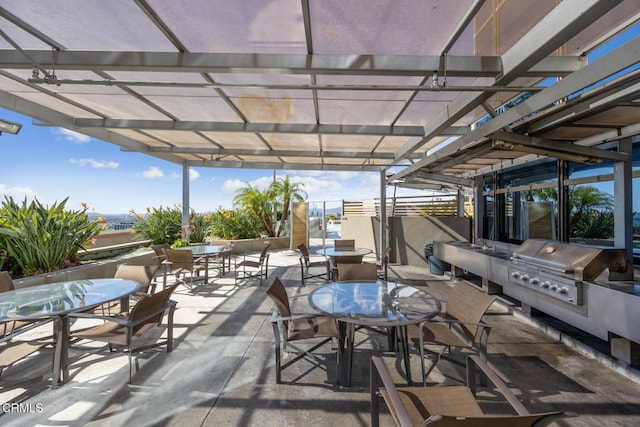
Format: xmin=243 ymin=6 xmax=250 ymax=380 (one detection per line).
xmin=69 ymin=158 xmax=119 ymax=169
xmin=0 ymin=184 xmax=38 ymax=201
xmin=222 ymin=179 xmax=247 ymax=194
xmin=142 ymin=166 xmax=164 ymax=179
xmin=52 ymin=128 xmax=91 ymax=143
xmin=189 ymin=169 xmax=200 ymax=181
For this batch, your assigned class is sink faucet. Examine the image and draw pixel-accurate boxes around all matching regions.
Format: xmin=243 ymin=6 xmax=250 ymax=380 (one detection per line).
xmin=478 ymin=239 xmax=487 ymax=248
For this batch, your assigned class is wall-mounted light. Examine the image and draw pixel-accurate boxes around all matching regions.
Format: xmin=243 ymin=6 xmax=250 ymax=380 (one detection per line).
xmin=0 ymin=118 xmax=22 ymax=135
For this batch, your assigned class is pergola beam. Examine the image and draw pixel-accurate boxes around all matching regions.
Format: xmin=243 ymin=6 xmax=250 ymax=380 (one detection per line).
xmin=490 ymin=131 xmax=629 ymax=162
xmin=411 ymin=171 xmax=474 ymax=187
xmin=187 ymin=159 xmax=386 ymax=171
xmin=0 ymin=50 xmax=582 ymax=77
xmin=391 ymin=0 xmax=623 ymax=167
xmin=71 ymin=118 xmax=468 ymax=137
xmin=136 ymin=145 xmax=422 ymax=160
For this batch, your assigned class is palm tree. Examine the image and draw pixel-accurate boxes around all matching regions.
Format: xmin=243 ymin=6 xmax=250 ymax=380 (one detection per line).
xmin=272 ymin=176 xmax=307 ymax=237
xmin=233 ymin=183 xmax=276 ymax=237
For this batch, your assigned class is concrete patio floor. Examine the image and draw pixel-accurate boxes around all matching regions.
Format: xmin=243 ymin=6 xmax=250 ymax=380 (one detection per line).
xmin=2 ymin=245 xmax=640 ymax=426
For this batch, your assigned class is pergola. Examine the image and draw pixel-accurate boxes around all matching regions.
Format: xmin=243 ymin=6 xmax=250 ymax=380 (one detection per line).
xmin=1 ymin=0 xmax=640 ymax=246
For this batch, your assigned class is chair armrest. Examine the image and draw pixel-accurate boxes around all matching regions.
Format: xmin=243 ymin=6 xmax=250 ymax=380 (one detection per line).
xmin=269 ymin=311 xmax=326 ymax=323
xmin=69 ymin=312 xmax=131 ymax=326
xmin=0 ymin=318 xmax=55 ymax=343
xmin=466 ymin=355 xmax=529 ymax=415
xmin=419 ymin=318 xmax=492 ymax=331
xmin=370 ymin=356 xmax=414 ymax=427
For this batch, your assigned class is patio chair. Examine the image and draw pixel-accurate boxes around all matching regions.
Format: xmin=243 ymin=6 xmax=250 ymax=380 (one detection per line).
xmin=330 ymin=255 xmax=363 ymax=281
xmin=1 ymin=318 xmax=55 ymax=379
xmin=265 ymin=277 xmax=343 ymax=384
xmin=207 ymin=247 xmax=232 ymax=278
xmin=95 ymin=264 xmax=161 ymax=315
xmin=376 ymin=246 xmax=391 ymax=281
xmin=163 ymin=248 xmax=207 ymax=292
xmin=70 ymin=284 xmax=178 ymax=383
xmin=151 ymin=243 xmax=171 ymax=265
xmin=337 ymin=262 xmax=378 ymax=281
xmin=235 ymin=242 xmax=271 ymax=285
xmin=370 ymin=355 xmax=566 ymax=427
xmin=334 ymin=239 xmax=356 ymax=250
xmin=0 ymin=271 xmax=34 ymax=334
xmin=407 ymin=282 xmax=496 ymax=386
xmin=297 ymin=243 xmax=330 ymax=285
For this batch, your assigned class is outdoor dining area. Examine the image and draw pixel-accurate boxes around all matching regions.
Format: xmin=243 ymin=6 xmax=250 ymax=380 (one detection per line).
xmin=2 ymin=240 xmax=640 ymax=426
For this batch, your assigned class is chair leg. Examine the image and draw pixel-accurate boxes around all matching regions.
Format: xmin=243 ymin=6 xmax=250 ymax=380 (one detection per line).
xmin=271 ymin=322 xmax=282 ymax=384
xmin=420 ymin=346 xmax=447 ymax=386
xmin=167 ymin=304 xmax=175 ymax=353
xmin=127 ymin=329 xmax=133 ymax=383
xmin=370 ymin=358 xmax=381 ymax=427
xmin=299 ymin=258 xmax=305 ymax=285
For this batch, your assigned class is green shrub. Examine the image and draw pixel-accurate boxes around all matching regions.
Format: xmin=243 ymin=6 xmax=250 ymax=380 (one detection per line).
xmin=189 ymin=211 xmax=211 ymax=243
xmin=130 ymin=205 xmax=182 ymax=245
xmin=206 ymin=208 xmax=264 ymax=240
xmin=0 ymin=196 xmax=104 ymax=277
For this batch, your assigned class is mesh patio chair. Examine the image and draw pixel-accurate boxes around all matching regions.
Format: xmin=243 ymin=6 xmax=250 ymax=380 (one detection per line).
xmin=370 ymin=355 xmax=567 ymax=427
xmin=95 ymin=264 xmax=161 ymax=315
xmin=70 ymin=284 xmax=178 ymax=383
xmin=330 ymin=255 xmax=363 ymax=281
xmin=0 ymin=271 xmax=35 ymax=334
xmin=151 ymin=243 xmax=171 ymax=265
xmin=334 ymin=239 xmax=356 ymax=250
xmin=265 ymin=277 xmax=343 ymax=384
xmin=297 ymin=243 xmax=330 ymax=285
xmin=407 ymin=282 xmax=496 ymax=386
xmin=163 ymin=248 xmax=207 ymax=292
xmin=337 ymin=262 xmax=378 ymax=281
xmin=235 ymin=242 xmax=271 ymax=285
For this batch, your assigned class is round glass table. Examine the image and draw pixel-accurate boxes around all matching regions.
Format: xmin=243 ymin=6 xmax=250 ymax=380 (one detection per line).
xmin=176 ymin=245 xmax=232 ymax=282
xmin=309 ymin=280 xmax=441 ymax=386
xmin=0 ymin=278 xmax=140 ymax=388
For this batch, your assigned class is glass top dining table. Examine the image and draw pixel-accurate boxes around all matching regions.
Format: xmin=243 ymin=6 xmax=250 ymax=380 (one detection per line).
xmin=176 ymin=245 xmax=232 ymax=281
xmin=0 ymin=278 xmax=140 ymax=320
xmin=0 ymin=278 xmax=140 ymax=388
xmin=308 ymin=280 xmax=441 ymax=386
xmin=314 ymin=247 xmax=373 ymax=257
xmin=308 ymin=280 xmax=441 ymax=327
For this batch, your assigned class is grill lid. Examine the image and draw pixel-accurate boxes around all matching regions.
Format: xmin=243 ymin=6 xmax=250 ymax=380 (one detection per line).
xmin=512 ymin=239 xmax=628 ymax=281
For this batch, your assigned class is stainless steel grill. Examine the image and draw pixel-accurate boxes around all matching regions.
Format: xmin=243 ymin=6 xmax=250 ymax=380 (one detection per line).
xmin=508 ymin=239 xmax=631 ymax=305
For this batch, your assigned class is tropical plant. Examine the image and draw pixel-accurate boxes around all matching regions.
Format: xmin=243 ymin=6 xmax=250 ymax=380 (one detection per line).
xmin=233 ymin=183 xmax=276 ymax=237
xmin=130 ymin=205 xmax=182 ymax=245
xmin=0 ymin=197 xmax=104 ymax=277
xmin=189 ymin=211 xmax=211 ymax=243
xmin=232 ymin=176 xmax=308 ymax=237
xmin=206 ymin=208 xmax=264 ymax=240
xmin=272 ymin=176 xmax=307 ymax=237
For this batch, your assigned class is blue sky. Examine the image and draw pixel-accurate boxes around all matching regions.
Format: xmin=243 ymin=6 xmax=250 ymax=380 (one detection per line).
xmin=0 ymin=108 xmax=419 ymax=214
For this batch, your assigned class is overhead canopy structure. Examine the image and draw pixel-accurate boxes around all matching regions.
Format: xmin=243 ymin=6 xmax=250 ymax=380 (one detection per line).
xmin=1 ymin=0 xmax=640 ymax=193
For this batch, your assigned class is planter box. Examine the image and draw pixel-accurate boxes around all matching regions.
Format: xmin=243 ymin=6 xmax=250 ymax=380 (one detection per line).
xmin=207 ymin=236 xmax=289 ymax=254
xmin=14 ymin=250 xmax=156 ymax=289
